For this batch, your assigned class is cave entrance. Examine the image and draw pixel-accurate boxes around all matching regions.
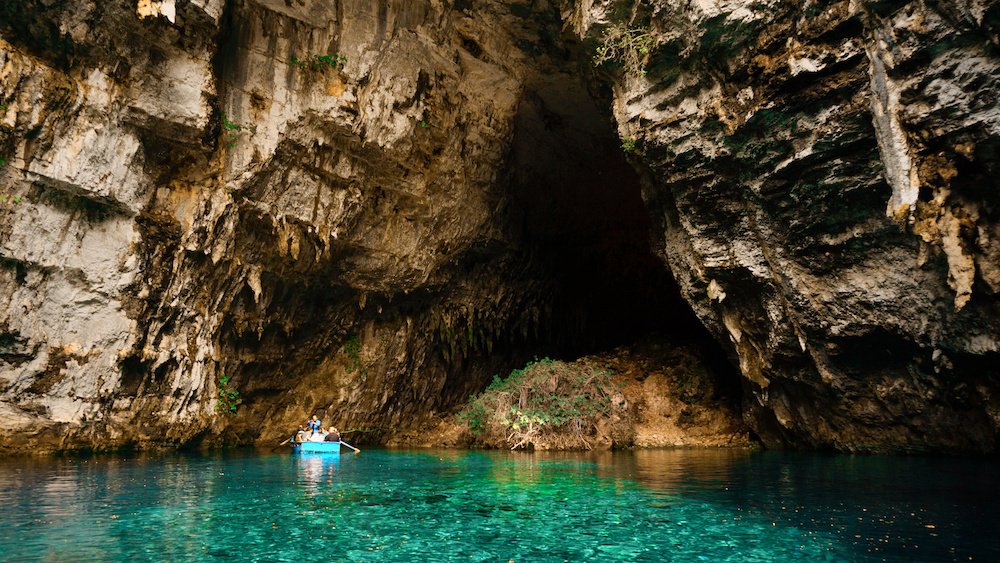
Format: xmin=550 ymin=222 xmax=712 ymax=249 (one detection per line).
xmin=505 ymin=69 xmax=716 ymax=359
xmin=485 ymin=63 xmax=748 ymax=437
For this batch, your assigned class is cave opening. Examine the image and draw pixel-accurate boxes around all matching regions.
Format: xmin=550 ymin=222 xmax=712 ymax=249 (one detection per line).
xmin=499 ymin=63 xmax=744 ymax=403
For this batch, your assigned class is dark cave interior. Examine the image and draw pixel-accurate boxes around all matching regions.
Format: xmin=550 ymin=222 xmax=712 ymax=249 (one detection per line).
xmin=500 ymin=64 xmax=742 ymax=396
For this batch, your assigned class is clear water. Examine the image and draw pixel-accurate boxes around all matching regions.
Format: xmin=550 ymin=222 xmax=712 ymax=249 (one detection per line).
xmin=0 ymin=448 xmax=997 ymax=562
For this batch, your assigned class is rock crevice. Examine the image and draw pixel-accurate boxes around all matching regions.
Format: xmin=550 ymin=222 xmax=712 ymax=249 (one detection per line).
xmin=568 ymin=0 xmax=1000 ymax=452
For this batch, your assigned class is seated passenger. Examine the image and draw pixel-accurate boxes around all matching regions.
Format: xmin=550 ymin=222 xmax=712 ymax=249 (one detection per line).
xmin=308 ymin=430 xmax=327 ymax=442
xmin=324 ymin=427 xmax=341 ymax=442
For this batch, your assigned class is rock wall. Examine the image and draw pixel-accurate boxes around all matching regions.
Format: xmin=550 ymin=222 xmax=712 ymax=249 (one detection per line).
xmin=2 ymin=0 xmax=998 ymax=455
xmin=0 ymin=0 xmax=687 ymax=454
xmin=567 ymin=0 xmax=1000 ymax=452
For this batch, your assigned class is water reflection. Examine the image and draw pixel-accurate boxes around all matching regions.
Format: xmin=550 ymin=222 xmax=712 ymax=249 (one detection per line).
xmin=296 ymin=453 xmax=341 ymax=487
xmin=592 ymin=448 xmax=750 ymax=496
xmin=1 ymin=449 xmax=997 ymax=562
xmin=586 ymin=448 xmax=999 ymax=562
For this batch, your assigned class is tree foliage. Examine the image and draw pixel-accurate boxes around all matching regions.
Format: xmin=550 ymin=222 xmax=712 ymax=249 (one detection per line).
xmin=458 ymin=358 xmax=626 ymax=450
xmin=215 ymin=375 xmax=242 ymax=415
xmin=593 ymin=23 xmax=653 ymax=77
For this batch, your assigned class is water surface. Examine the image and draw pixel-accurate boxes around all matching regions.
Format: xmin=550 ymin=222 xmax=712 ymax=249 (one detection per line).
xmin=1 ymin=448 xmax=996 ymax=561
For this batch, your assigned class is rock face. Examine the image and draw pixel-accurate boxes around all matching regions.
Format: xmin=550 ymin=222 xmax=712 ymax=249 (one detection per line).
xmin=0 ymin=0 xmax=997 ymax=454
xmin=568 ymin=0 xmax=1000 ymax=452
xmin=0 ymin=0 xmax=689 ymax=454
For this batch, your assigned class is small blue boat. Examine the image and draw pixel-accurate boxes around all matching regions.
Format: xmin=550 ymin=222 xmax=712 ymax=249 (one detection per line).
xmin=292 ymin=441 xmax=341 ymax=454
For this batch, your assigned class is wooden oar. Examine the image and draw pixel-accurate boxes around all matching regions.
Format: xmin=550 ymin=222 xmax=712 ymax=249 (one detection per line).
xmin=278 ymin=437 xmax=291 ymax=447
xmin=339 ymin=440 xmax=360 ymax=453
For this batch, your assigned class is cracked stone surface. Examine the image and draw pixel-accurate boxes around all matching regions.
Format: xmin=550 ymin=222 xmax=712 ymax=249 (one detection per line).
xmin=1 ymin=0 xmax=998 ymax=454
xmin=566 ymin=0 xmax=1000 ymax=452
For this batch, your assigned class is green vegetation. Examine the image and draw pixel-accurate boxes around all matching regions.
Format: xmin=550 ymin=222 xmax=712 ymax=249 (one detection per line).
xmin=221 ymin=112 xmax=254 ymax=149
xmin=418 ymin=119 xmax=430 ymax=128
xmin=215 ymin=374 xmax=242 ymax=415
xmin=593 ymin=23 xmax=654 ymax=77
xmin=458 ymin=358 xmax=624 ymax=450
xmin=290 ymin=53 xmax=347 ymax=71
xmin=0 ymin=193 xmax=22 ymax=205
xmin=343 ymin=333 xmax=365 ymax=374
xmin=620 ymin=136 xmax=637 ymax=153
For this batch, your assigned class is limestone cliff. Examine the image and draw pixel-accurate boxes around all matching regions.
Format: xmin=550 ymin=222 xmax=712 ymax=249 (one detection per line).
xmin=0 ymin=0 xmax=997 ymax=455
xmin=0 ymin=0 xmax=689 ymax=453
xmin=567 ymin=0 xmax=1000 ymax=452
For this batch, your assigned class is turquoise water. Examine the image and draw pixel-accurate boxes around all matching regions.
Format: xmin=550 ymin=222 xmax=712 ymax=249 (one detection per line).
xmin=1 ymin=448 xmax=997 ymax=562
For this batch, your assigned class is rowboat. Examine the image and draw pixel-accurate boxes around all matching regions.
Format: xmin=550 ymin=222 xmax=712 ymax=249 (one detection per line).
xmin=292 ymin=441 xmax=341 ymax=454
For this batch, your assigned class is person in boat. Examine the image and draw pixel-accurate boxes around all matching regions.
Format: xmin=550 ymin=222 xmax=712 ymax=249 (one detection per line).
xmin=324 ymin=427 xmax=341 ymax=442
xmin=307 ymin=415 xmax=322 ymax=436
xmin=293 ymin=426 xmax=308 ymax=443
xmin=308 ymin=428 xmax=327 ymax=442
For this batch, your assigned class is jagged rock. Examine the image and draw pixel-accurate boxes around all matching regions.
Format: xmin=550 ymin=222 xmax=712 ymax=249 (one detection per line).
xmin=1 ymin=0 xmax=998 ymax=455
xmin=568 ymin=0 xmax=1000 ymax=452
xmin=0 ymin=0 xmax=682 ymax=454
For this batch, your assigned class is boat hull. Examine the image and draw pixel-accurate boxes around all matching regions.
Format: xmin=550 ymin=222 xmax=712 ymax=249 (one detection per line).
xmin=292 ymin=441 xmax=342 ymax=454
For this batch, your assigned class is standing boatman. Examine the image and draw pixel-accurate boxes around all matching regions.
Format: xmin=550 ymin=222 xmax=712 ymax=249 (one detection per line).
xmin=307 ymin=415 xmax=322 ymax=436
